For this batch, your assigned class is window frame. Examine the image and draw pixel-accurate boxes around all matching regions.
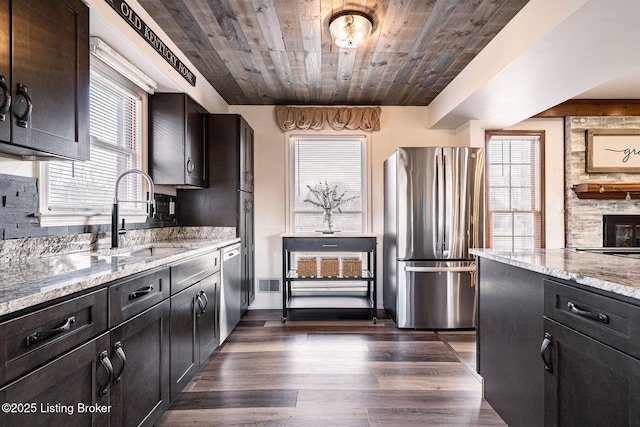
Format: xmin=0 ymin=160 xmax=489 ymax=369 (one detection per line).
xmin=285 ymin=132 xmax=372 ymax=233
xmin=485 ymin=130 xmax=546 ymax=250
xmin=37 ymin=56 xmax=150 ymax=227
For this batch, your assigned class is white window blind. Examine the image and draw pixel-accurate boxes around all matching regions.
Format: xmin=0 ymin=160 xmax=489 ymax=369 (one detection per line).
xmin=290 ymin=137 xmax=366 ymax=233
xmin=486 ymin=132 xmax=544 ymax=251
xmin=45 ymin=66 xmax=143 ymax=215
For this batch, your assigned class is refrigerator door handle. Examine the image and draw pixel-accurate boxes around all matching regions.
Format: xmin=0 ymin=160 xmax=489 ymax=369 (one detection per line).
xmin=403 ymin=265 xmax=476 ymax=273
xmin=442 ymin=153 xmax=447 ymax=254
xmin=435 ymin=150 xmax=445 ymax=256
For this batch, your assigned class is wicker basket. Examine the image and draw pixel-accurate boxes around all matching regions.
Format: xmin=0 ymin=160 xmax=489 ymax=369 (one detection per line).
xmin=320 ymin=257 xmax=340 ymax=277
xmin=342 ymin=257 xmax=362 ymax=277
xmin=297 ymin=256 xmax=317 ymax=277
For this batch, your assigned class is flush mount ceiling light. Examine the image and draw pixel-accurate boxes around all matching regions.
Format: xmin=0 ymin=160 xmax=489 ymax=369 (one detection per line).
xmin=329 ymin=11 xmax=373 ymax=49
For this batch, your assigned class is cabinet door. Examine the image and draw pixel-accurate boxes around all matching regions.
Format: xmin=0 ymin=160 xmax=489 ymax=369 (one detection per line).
xmin=10 ymin=0 xmax=89 ymax=160
xmin=543 ymin=318 xmax=640 ymax=427
xmin=240 ymin=117 xmax=254 ymax=192
xmin=246 ymin=193 xmax=255 ymax=305
xmin=185 ymin=99 xmax=206 ymax=187
xmin=239 ymin=191 xmax=253 ymax=312
xmin=149 ymin=93 xmax=186 ymax=185
xmin=197 ymin=272 xmax=220 ymax=364
xmin=0 ymin=0 xmax=9 ymax=143
xmin=0 ymin=333 xmax=110 ymax=427
xmin=110 ymin=301 xmax=170 ymax=427
xmin=170 ymin=285 xmax=198 ymax=401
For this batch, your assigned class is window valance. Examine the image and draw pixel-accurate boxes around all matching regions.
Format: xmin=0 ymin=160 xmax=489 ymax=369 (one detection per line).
xmin=275 ymin=105 xmax=381 ymax=131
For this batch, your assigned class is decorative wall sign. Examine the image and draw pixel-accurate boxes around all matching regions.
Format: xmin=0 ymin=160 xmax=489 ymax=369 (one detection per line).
xmin=586 ymin=129 xmax=640 ymax=172
xmin=105 ymin=0 xmax=196 ymax=86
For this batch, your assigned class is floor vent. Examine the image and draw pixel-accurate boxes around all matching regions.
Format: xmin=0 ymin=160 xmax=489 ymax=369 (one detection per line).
xmin=258 ymin=278 xmax=280 ymax=292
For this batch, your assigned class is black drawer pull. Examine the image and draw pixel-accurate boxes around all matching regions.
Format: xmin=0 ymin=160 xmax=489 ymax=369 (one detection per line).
xmin=567 ymin=301 xmax=609 ymax=324
xmin=540 ymin=332 xmax=553 ymax=373
xmin=99 ymin=350 xmax=113 ymax=396
xmin=129 ymin=285 xmax=154 ymax=300
xmin=25 ymin=316 xmax=76 ymax=347
xmin=113 ymin=341 xmax=127 ymax=384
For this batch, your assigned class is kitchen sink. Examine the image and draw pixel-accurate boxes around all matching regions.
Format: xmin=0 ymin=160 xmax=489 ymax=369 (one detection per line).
xmin=102 ymin=246 xmax=189 ymax=258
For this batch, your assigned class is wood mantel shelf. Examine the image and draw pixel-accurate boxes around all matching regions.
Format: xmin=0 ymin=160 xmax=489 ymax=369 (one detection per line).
xmin=572 ymin=183 xmax=640 ymax=199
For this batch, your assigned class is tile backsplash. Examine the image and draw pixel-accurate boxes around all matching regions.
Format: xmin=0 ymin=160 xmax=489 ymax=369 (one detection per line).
xmin=0 ymin=173 xmax=177 ymax=240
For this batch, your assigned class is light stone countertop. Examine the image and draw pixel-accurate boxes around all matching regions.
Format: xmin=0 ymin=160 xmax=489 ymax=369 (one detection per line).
xmin=0 ymin=235 xmax=239 ymax=317
xmin=470 ymin=248 xmax=640 ymax=302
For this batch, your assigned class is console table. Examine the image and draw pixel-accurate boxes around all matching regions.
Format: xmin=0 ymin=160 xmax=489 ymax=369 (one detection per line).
xmin=280 ymin=233 xmax=377 ymax=323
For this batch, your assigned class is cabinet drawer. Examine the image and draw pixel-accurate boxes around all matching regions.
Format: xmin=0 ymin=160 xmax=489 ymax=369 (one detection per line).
xmin=171 ymin=251 xmax=220 ymax=295
xmin=0 ymin=288 xmax=108 ymax=385
xmin=544 ymin=279 xmax=640 ymax=359
xmin=109 ymin=267 xmax=170 ymax=326
xmin=283 ymin=237 xmax=375 ymax=252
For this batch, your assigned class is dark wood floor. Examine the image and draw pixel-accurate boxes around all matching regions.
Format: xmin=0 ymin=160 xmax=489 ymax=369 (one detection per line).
xmin=156 ymin=310 xmax=506 ymax=426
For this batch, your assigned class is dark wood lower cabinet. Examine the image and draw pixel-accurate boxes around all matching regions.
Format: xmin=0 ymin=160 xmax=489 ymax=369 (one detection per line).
xmin=170 ymin=284 xmax=199 ymax=402
xmin=0 ymin=333 xmax=111 ymax=427
xmin=198 ymin=272 xmax=220 ymax=364
xmin=170 ymin=272 xmax=220 ymax=401
xmin=477 ymin=258 xmax=544 ymax=427
xmin=109 ymin=300 xmax=170 ymax=427
xmin=543 ymin=318 xmax=640 ymax=427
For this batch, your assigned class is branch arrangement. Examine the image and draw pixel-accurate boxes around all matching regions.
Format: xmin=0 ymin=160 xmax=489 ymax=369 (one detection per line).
xmin=303 ymin=180 xmax=359 ymax=213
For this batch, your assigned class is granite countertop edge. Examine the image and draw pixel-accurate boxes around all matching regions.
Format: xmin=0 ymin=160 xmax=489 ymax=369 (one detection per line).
xmin=470 ymin=248 xmax=640 ymax=302
xmin=0 ymin=237 xmax=240 ymax=317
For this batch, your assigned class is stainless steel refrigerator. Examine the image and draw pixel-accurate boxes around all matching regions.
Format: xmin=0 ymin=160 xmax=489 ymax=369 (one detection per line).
xmin=383 ymin=147 xmax=484 ymax=329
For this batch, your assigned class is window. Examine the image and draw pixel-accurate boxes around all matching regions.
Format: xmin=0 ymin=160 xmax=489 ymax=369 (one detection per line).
xmin=486 ymin=131 xmax=545 ymax=250
xmin=39 ymin=56 xmax=149 ymax=226
xmin=289 ymin=137 xmax=368 ymax=233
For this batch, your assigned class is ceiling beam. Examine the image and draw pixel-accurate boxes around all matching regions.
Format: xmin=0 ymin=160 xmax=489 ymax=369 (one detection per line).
xmin=534 ymin=100 xmax=640 ymax=117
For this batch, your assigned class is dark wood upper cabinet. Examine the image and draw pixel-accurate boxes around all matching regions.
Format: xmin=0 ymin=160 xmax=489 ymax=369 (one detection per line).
xmin=0 ymin=0 xmax=89 ymax=160
xmin=149 ymin=93 xmax=208 ymax=188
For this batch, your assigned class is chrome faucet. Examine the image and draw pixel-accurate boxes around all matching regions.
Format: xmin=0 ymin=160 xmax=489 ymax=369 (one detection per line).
xmin=111 ymin=169 xmax=155 ymax=248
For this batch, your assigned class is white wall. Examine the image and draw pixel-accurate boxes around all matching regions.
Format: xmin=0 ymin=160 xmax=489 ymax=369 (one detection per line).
xmin=230 ymin=105 xmax=462 ymax=308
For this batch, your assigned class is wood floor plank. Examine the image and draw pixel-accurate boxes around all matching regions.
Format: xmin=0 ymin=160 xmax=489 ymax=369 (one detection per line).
xmin=189 ymin=372 xmax=381 ymax=391
xmin=368 ymin=405 xmax=508 ymax=427
xmin=296 ymin=389 xmax=484 ymax=408
xmin=169 ymin=389 xmax=298 ymax=410
xmin=156 ymin=407 xmax=371 ymax=427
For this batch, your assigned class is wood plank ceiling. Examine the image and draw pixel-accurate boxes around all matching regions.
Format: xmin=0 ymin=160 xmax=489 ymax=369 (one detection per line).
xmin=137 ymin=0 xmax=530 ymax=106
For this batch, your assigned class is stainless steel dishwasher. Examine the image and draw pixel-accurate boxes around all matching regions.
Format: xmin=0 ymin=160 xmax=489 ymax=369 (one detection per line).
xmin=220 ymin=243 xmax=241 ymax=344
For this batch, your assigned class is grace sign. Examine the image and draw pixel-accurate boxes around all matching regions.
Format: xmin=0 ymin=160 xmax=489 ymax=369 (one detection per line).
xmin=586 ymin=129 xmax=640 ymax=173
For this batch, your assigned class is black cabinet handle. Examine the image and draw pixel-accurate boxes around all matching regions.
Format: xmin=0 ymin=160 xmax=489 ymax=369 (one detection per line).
xmin=199 ymin=290 xmax=209 ymax=314
xmin=99 ymin=351 xmax=113 ymax=396
xmin=187 ymin=158 xmax=194 ymax=173
xmin=195 ymin=293 xmax=204 ymax=318
xmin=113 ymin=341 xmax=127 ymax=384
xmin=128 ymin=285 xmax=154 ymax=300
xmin=567 ymin=301 xmax=609 ymax=324
xmin=14 ymin=84 xmax=32 ymax=128
xmin=541 ymin=332 xmax=553 ymax=373
xmin=26 ymin=316 xmax=76 ymax=347
xmin=0 ymin=75 xmax=10 ymax=121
